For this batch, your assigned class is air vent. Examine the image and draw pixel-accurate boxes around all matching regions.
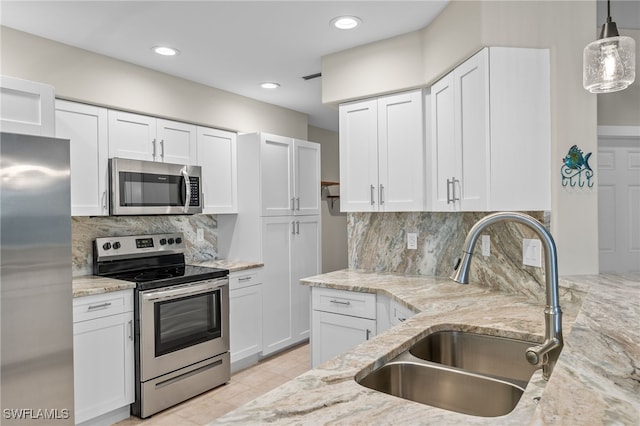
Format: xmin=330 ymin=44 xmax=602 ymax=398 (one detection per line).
xmin=302 ymin=72 xmax=322 ymax=81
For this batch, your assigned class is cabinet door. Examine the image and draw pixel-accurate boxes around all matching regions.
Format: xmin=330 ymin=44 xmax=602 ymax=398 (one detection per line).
xmin=0 ymin=76 xmax=55 ymax=136
xmin=73 ymin=312 xmax=134 ymax=424
xmin=261 ymin=217 xmax=294 ymax=355
xmin=377 ymin=90 xmax=425 ymax=212
xmin=197 ymin=126 xmax=238 ymax=214
xmin=230 ymin=284 xmax=263 ymax=363
xmin=261 ymin=134 xmax=295 ymax=216
xmin=55 ymin=100 xmax=109 ymax=216
xmin=311 ymin=310 xmax=376 ymax=368
xmin=455 ymin=48 xmax=490 ymax=211
xmin=107 ymin=110 xmax=156 ymax=161
xmin=157 ymin=118 xmax=197 ymax=164
xmin=291 ymin=216 xmax=321 ymax=342
xmin=293 ymin=140 xmax=321 ymax=215
xmin=339 ymin=99 xmax=379 ymax=212
xmin=430 ymin=74 xmax=458 ymax=211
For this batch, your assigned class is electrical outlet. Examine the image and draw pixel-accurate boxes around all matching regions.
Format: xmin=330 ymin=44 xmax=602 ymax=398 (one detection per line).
xmin=523 ymin=238 xmax=542 ymax=267
xmin=407 ymin=233 xmax=418 ymax=250
xmin=196 ymin=228 xmax=204 ymax=242
xmin=481 ymin=235 xmax=490 ymax=257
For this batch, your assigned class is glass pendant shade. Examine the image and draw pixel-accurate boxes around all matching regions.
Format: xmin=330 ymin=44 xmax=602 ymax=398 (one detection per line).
xmin=583 ymin=35 xmax=636 ymax=93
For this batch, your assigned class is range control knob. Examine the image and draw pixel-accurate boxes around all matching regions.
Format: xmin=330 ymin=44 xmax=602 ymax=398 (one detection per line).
xmin=175 ymin=237 xmax=182 ymax=244
xmin=113 ymin=241 xmax=121 ymax=250
xmin=102 ymin=242 xmax=111 ymax=250
xmin=159 ymin=238 xmax=167 ymax=245
xmin=167 ymin=238 xmax=175 ymax=245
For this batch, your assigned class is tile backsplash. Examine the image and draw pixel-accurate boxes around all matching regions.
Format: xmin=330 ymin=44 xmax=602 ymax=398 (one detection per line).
xmin=72 ymin=215 xmax=218 ymax=276
xmin=348 ymin=211 xmax=550 ymax=301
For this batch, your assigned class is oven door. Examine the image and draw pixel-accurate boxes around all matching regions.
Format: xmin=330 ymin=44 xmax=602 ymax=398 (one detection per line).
xmin=139 ymin=277 xmax=229 ymax=381
xmin=110 ymin=157 xmax=202 ymax=215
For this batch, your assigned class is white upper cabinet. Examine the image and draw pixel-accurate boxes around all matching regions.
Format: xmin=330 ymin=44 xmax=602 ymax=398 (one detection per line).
xmin=0 ymin=75 xmax=55 ymax=137
xmin=55 ymin=100 xmax=109 ymax=216
xmin=339 ymin=90 xmax=425 ymax=212
xmin=196 ymin=126 xmax=238 ymax=214
xmin=253 ymin=133 xmax=320 ymax=217
xmin=429 ymin=47 xmax=551 ymax=212
xmin=108 ymin=110 xmax=196 ymax=164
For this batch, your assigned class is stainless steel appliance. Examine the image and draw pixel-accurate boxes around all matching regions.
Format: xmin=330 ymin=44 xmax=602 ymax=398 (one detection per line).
xmin=1 ymin=132 xmax=75 ymax=425
xmin=109 ymin=157 xmax=203 ymax=215
xmin=93 ymin=233 xmax=229 ymax=418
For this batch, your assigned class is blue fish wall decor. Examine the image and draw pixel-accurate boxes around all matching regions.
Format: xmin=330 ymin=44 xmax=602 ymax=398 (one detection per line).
xmin=561 ymin=145 xmax=594 ymax=188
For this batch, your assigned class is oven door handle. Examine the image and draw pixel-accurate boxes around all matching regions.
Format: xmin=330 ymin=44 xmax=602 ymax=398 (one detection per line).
xmin=141 ymin=278 xmax=228 ymax=302
xmin=181 ymin=166 xmax=191 ymax=213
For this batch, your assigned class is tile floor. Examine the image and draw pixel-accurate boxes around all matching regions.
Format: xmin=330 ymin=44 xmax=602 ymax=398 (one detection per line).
xmin=116 ymin=343 xmax=310 ymax=426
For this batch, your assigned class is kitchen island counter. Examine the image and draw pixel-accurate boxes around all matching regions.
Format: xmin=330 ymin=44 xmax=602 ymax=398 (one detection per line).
xmin=210 ymin=270 xmax=639 ymax=425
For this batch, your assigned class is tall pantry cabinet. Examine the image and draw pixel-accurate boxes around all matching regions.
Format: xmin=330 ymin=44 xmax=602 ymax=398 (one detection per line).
xmin=220 ymin=133 xmax=321 ymax=356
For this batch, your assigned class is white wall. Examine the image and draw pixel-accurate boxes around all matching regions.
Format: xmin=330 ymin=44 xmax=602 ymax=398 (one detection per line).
xmin=0 ymin=26 xmax=309 ymax=139
xmin=321 ymin=1 xmax=599 ymax=275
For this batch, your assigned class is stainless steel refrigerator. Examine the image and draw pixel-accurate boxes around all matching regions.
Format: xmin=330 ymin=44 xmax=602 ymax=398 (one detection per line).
xmin=1 ymin=132 xmax=74 ymax=425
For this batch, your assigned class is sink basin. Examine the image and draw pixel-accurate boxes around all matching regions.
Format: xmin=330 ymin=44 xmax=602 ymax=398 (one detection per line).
xmin=356 ymin=330 xmax=545 ymax=416
xmin=357 ymin=361 xmax=525 ymax=417
xmin=409 ymin=330 xmax=539 ymax=385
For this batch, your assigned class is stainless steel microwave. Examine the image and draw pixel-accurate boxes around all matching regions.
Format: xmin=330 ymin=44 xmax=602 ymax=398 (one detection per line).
xmin=109 ymin=158 xmax=203 ymax=215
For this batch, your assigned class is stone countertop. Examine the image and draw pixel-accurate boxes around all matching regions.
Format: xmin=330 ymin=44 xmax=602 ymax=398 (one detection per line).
xmin=72 ymin=260 xmax=263 ymax=297
xmin=210 ymin=270 xmax=640 ymax=425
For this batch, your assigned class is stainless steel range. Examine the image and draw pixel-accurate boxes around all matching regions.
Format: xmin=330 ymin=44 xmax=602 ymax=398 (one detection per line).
xmin=93 ymin=233 xmax=230 ymax=418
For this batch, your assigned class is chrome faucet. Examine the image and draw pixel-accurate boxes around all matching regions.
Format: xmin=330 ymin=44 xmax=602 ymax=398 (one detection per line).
xmin=450 ymin=212 xmax=563 ymax=380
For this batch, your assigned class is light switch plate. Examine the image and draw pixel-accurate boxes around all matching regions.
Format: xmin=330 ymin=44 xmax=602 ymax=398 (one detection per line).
xmin=407 ymin=233 xmax=417 ymax=250
xmin=481 ymin=235 xmax=490 ymax=257
xmin=523 ymin=238 xmax=542 ymax=267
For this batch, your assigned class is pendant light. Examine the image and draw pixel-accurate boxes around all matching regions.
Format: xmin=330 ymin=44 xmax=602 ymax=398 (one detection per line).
xmin=583 ymin=0 xmax=636 ymax=93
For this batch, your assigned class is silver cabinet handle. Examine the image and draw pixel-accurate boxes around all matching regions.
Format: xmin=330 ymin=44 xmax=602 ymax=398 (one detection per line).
xmin=446 ymin=177 xmax=460 ymax=204
xmin=291 ymin=198 xmax=295 ymax=211
xmin=379 ymin=184 xmax=385 ymax=205
xmin=292 ymin=221 xmax=296 ymax=235
xmin=160 ymin=139 xmax=165 ymax=160
xmin=238 ymin=276 xmax=253 ymax=282
xmin=398 ymin=317 xmax=407 ymax=322
xmin=128 ymin=320 xmax=134 ymax=341
xmin=295 ymin=197 xmax=300 ymax=211
xmin=181 ymin=166 xmax=191 ymax=213
xmin=102 ymin=190 xmax=107 ymax=212
xmin=152 ymin=138 xmax=157 ymax=159
xmin=366 ymin=329 xmax=372 ymax=340
xmin=370 ymin=185 xmax=375 ymax=205
xmin=329 ymin=299 xmax=351 ymax=306
xmin=87 ymin=302 xmax=111 ymax=311
xmin=296 ymin=221 xmax=300 ymax=234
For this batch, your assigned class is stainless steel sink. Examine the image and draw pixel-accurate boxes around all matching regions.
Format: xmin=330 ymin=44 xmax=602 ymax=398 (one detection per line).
xmin=409 ymin=330 xmax=539 ymax=386
xmin=356 ymin=330 xmax=545 ymax=417
xmin=357 ymin=361 xmax=525 ymax=418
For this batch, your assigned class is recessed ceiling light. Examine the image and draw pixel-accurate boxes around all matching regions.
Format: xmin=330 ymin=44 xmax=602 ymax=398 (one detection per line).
xmin=260 ymin=82 xmax=280 ymax=89
xmin=153 ymin=46 xmax=179 ymax=56
xmin=331 ymin=16 xmax=361 ymax=30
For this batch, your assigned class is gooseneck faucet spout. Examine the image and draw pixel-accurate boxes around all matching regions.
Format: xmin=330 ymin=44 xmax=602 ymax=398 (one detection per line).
xmin=450 ymin=212 xmax=563 ymax=380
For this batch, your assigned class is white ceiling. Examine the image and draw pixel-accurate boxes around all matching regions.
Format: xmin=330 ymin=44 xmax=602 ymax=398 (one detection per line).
xmin=0 ymin=0 xmax=450 ymax=132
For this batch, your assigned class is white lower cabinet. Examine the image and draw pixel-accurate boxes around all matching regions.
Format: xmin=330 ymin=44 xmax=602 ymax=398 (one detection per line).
xmin=229 ymin=269 xmax=263 ymax=372
xmin=311 ymin=288 xmax=377 ymax=368
xmin=73 ymin=290 xmax=134 ymax=425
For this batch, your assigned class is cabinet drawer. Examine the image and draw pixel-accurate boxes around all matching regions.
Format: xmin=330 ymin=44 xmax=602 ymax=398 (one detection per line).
xmin=389 ymin=299 xmax=416 ymax=326
xmin=229 ymin=269 xmax=262 ymax=290
xmin=73 ymin=290 xmax=133 ymax=323
xmin=312 ymin=287 xmax=376 ymax=319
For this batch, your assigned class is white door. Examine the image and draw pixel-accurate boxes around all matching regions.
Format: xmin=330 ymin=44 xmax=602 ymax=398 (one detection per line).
xmin=311 ymin=311 xmax=376 ymax=368
xmin=291 ymin=216 xmax=321 ymax=342
xmin=598 ymin=137 xmax=640 ymax=273
xmin=430 ymin=73 xmax=457 ymax=211
xmin=229 ymin=284 xmax=263 ymax=364
xmin=107 ymin=110 xmax=156 ymax=161
xmin=293 ymin=140 xmax=321 ymax=215
xmin=156 ymin=119 xmax=197 ymax=164
xmin=456 ymin=48 xmax=489 ymax=211
xmin=377 ymin=90 xmax=424 ymax=212
xmin=261 ymin=134 xmax=294 ymax=216
xmin=261 ymin=217 xmax=293 ymax=355
xmin=0 ymin=76 xmax=55 ymax=136
xmin=197 ymin=127 xmax=238 ymax=214
xmin=55 ymin=100 xmax=109 ymax=216
xmin=339 ymin=99 xmax=379 ymax=212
